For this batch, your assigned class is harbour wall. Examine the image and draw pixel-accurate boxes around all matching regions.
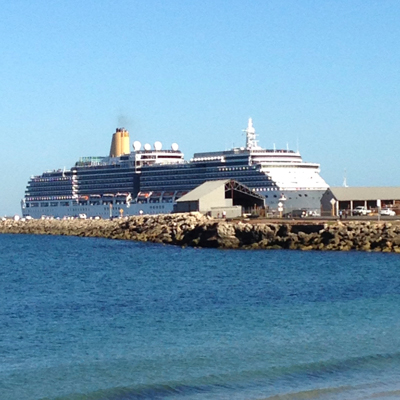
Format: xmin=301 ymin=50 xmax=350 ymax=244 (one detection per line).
xmin=1 ymin=213 xmax=400 ymax=252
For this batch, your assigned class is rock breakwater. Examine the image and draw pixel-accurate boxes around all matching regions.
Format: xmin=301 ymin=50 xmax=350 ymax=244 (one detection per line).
xmin=1 ymin=213 xmax=400 ymax=252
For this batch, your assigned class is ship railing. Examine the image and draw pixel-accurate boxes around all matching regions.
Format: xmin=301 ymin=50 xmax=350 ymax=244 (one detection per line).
xmin=191 ymin=156 xmax=225 ymax=162
xmin=250 ymin=149 xmax=296 ymax=154
xmin=25 ymin=195 xmax=74 ymax=201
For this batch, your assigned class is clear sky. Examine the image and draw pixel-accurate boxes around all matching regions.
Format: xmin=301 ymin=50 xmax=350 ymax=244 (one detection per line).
xmin=1 ymin=0 xmax=399 ymax=216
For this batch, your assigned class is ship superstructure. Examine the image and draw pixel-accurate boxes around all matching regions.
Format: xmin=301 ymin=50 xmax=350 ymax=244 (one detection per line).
xmin=22 ymin=119 xmax=329 ymax=218
xmin=140 ymin=119 xmax=328 ymax=212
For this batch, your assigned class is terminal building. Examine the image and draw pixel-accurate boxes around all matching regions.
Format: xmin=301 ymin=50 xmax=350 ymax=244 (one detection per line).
xmin=321 ymin=187 xmax=400 ymax=216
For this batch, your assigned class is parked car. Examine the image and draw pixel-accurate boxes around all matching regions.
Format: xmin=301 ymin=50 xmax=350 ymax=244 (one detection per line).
xmin=380 ymin=208 xmax=396 ymax=216
xmin=306 ymin=210 xmax=320 ymax=217
xmin=352 ymin=206 xmax=371 ymax=216
xmin=283 ymin=209 xmax=307 ymax=218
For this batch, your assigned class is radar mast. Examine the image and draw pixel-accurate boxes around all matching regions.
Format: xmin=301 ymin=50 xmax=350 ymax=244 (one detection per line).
xmin=244 ymin=118 xmax=259 ymax=149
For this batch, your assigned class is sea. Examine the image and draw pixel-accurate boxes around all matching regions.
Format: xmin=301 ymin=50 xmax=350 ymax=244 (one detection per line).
xmin=1 ymin=234 xmax=400 ymax=400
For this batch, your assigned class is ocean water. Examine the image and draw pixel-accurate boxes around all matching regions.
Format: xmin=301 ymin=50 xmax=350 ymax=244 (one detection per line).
xmin=1 ymin=234 xmax=400 ymax=400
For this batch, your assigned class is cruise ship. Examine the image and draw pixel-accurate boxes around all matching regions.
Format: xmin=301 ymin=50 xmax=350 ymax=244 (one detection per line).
xmin=21 ymin=119 xmax=329 ymax=219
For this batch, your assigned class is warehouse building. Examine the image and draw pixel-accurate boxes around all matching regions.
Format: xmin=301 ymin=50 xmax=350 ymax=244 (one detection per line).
xmin=321 ymin=187 xmax=400 ymax=216
xmin=174 ymin=179 xmax=265 ymax=218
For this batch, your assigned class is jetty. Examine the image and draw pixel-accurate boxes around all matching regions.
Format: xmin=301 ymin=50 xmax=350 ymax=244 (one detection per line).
xmin=1 ymin=213 xmax=400 ymax=252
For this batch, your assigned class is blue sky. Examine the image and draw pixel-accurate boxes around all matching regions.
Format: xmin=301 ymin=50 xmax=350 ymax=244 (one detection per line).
xmin=1 ymin=0 xmax=399 ymax=216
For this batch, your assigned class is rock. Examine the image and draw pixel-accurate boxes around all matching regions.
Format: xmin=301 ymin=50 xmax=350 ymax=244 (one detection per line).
xmin=299 ymin=245 xmax=314 ymax=251
xmin=218 ymin=236 xmax=240 ymax=249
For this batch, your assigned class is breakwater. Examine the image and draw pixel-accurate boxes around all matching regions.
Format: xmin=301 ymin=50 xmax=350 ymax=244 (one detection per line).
xmin=1 ymin=213 xmax=400 ymax=252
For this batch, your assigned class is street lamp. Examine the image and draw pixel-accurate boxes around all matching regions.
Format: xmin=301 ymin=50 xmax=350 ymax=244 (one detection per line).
xmin=330 ymin=198 xmax=336 ymax=217
xmin=278 ymin=202 xmax=283 ymax=218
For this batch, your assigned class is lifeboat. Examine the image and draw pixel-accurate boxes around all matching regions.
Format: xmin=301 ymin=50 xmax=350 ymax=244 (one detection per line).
xmin=174 ymin=191 xmax=188 ymax=200
xmin=137 ymin=192 xmax=152 ymax=203
xmin=149 ymin=192 xmax=162 ymax=203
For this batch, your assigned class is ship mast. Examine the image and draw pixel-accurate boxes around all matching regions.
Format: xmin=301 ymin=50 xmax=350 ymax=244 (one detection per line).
xmin=244 ymin=118 xmax=259 ymax=149
xmin=343 ymin=168 xmax=349 ymax=187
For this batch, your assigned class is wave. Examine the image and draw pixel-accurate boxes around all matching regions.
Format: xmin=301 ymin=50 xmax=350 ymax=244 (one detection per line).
xmin=259 ymin=385 xmax=400 ymax=400
xmin=367 ymin=389 xmax=400 ymax=399
xmin=43 ymin=352 xmax=400 ymax=400
xmin=267 ymin=351 xmax=400 ymax=379
xmin=260 ymin=385 xmax=357 ymax=400
xmin=45 ymin=382 xmax=215 ymax=400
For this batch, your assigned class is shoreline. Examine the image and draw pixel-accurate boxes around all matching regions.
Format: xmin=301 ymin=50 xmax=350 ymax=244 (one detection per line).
xmin=1 ymin=213 xmax=400 ymax=252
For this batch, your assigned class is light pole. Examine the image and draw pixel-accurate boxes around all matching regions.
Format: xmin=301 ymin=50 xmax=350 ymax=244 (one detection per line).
xmin=377 ymin=199 xmax=381 ymax=222
xmin=278 ymin=194 xmax=286 ymax=218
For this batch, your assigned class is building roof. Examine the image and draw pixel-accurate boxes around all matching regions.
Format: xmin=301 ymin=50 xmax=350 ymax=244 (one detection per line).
xmin=177 ymin=179 xmax=265 ymax=202
xmin=330 ymin=187 xmax=400 ymax=201
xmin=177 ymin=180 xmax=232 ymax=202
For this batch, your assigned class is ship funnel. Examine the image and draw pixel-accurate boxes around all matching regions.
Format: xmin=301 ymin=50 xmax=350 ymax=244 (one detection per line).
xmin=109 ymin=128 xmax=130 ymax=157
